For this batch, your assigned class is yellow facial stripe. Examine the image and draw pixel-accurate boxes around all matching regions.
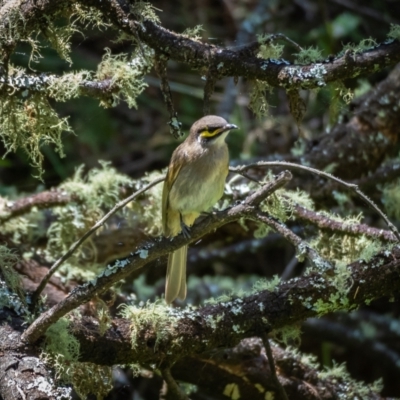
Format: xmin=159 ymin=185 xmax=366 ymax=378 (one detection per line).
xmin=200 ymin=127 xmax=224 ymax=138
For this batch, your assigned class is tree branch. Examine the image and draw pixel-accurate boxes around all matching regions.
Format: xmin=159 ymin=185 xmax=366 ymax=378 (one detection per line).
xmin=22 ymin=171 xmax=293 ymax=343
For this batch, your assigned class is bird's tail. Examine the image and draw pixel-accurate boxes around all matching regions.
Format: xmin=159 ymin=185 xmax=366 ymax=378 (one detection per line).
xmin=165 ymin=245 xmax=187 ymax=304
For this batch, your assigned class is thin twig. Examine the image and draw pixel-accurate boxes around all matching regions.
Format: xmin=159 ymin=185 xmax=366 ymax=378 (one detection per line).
xmin=31 ymin=176 xmax=165 ymax=307
xmin=293 ymin=203 xmax=397 ymax=242
xmin=154 ymin=53 xmax=182 ymax=138
xmin=263 ymin=33 xmax=303 ymax=52
xmin=251 ymin=209 xmax=332 ymax=271
xmin=231 ymin=161 xmax=400 ymax=242
xmin=261 ymin=334 xmax=289 ymax=400
xmin=160 ymin=369 xmax=189 ymax=400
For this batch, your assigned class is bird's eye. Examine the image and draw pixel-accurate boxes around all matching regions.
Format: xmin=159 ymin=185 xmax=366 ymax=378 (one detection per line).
xmin=207 ymin=126 xmax=219 ymax=133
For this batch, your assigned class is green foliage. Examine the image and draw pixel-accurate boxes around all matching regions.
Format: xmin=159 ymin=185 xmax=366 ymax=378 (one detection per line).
xmin=330 ymin=12 xmax=361 ymax=39
xmin=294 ymin=46 xmax=323 ymax=64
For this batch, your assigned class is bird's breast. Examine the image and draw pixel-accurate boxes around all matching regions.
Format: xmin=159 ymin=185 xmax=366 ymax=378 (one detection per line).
xmin=168 ymin=145 xmax=228 ymax=213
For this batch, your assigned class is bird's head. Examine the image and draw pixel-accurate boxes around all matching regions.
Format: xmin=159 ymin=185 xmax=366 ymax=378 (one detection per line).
xmin=190 ymin=115 xmax=238 ymax=146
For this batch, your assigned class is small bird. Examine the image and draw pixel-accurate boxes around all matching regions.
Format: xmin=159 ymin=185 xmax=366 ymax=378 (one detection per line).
xmin=162 ymin=115 xmax=238 ymax=304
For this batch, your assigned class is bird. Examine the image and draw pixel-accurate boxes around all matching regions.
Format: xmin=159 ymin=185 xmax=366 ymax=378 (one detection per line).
xmin=162 ymin=115 xmax=238 ymax=304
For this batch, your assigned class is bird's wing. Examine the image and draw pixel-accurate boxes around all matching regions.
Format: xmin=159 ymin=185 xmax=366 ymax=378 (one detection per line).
xmin=162 ymin=152 xmax=184 ymax=235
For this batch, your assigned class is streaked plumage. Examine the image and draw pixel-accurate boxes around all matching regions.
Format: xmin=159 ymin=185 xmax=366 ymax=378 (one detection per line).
xmin=162 ymin=115 xmax=237 ymax=303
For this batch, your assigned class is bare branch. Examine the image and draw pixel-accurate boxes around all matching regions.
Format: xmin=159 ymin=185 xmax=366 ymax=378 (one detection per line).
xmin=231 ymin=161 xmax=400 ymax=241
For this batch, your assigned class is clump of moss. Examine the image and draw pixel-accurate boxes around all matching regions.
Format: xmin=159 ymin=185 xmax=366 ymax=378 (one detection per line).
xmin=257 ymin=34 xmax=284 ymax=60
xmin=310 ymin=213 xmax=384 ymax=265
xmin=45 ymin=161 xmax=132 ymax=281
xmin=96 ymin=47 xmax=152 ymax=108
xmin=0 ymin=92 xmax=70 ymax=179
xmin=182 ymin=25 xmax=203 ymax=40
xmin=119 ymin=300 xmax=178 ymax=350
xmin=387 ymin=24 xmax=400 ymax=41
xmin=43 ymin=317 xmax=113 ymax=399
xmin=342 ymin=37 xmax=377 ymax=54
xmin=294 ymin=46 xmax=323 ymax=64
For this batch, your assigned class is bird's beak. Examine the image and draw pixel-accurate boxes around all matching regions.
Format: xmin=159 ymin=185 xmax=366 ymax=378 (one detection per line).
xmin=225 ymin=123 xmax=238 ymax=131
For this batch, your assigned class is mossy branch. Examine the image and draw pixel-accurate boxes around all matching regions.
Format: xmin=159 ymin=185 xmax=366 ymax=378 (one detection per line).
xmin=60 ymin=246 xmax=400 ymax=369
xmin=1 ymin=0 xmax=400 ymax=91
xmin=22 ymin=171 xmax=292 ymax=343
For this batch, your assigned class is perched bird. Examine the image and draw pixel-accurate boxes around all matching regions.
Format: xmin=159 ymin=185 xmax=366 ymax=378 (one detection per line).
xmin=162 ymin=115 xmax=238 ymax=304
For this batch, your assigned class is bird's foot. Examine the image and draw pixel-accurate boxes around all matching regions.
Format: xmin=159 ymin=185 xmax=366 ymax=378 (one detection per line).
xmin=180 ymin=215 xmax=191 ymax=239
xmin=181 ymin=222 xmax=191 ymax=239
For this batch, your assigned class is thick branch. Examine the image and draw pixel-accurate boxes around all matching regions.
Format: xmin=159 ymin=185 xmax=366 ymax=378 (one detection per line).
xmin=67 ymin=246 xmax=400 ymax=369
xmin=1 ymin=0 xmax=400 ymax=91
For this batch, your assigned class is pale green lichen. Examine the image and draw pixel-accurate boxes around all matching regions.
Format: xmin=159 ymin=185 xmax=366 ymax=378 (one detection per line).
xmin=387 ymin=23 xmax=400 ymax=41
xmin=294 ymin=46 xmax=323 ymax=64
xmin=248 ymin=80 xmax=271 ymax=119
xmin=0 ymin=92 xmax=70 ymax=179
xmin=48 ymin=71 xmax=91 ymax=102
xmin=182 ymin=25 xmax=203 ymax=40
xmin=119 ymin=300 xmax=179 ymax=350
xmin=312 ymin=262 xmax=353 ymax=315
xmin=274 ymin=324 xmax=302 ymax=346
xmin=96 ymin=47 xmax=152 ymax=108
xmin=342 ymin=37 xmax=377 ymax=54
xmin=43 ymin=317 xmax=113 ymax=399
xmin=257 ymin=34 xmax=284 ymax=60
xmin=45 ymin=161 xmax=132 ymax=280
xmin=129 ymin=0 xmax=161 ymax=23
xmin=0 ymin=245 xmax=24 ymax=301
xmin=310 ymin=213 xmax=385 ymax=265
xmin=319 ymin=361 xmax=383 ymax=398
xmin=252 ymin=275 xmax=280 ymax=293
xmin=0 ymin=246 xmax=27 ymax=315
xmin=0 ymin=197 xmax=31 ymax=243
